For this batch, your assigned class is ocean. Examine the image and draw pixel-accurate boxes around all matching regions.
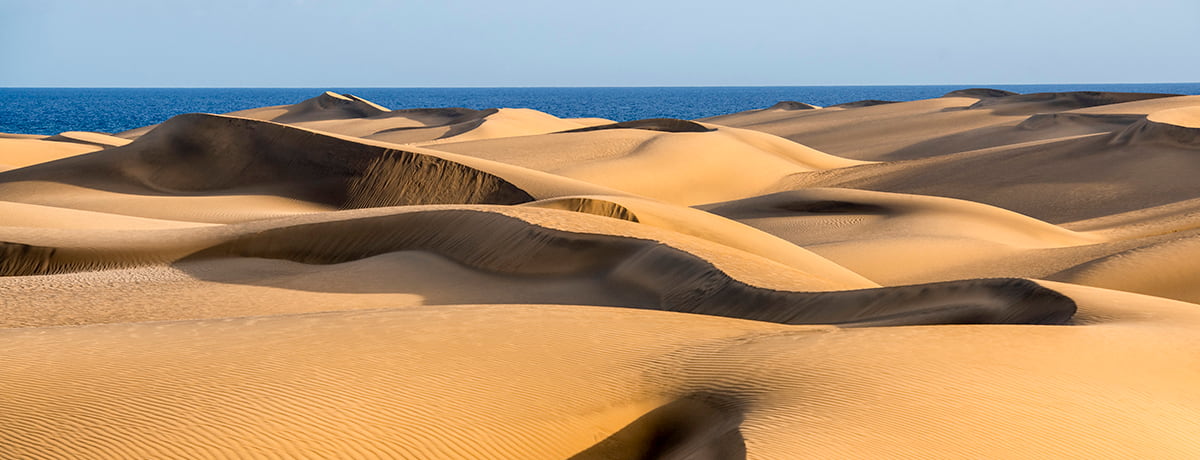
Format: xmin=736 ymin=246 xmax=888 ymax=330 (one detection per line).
xmin=3 ymin=84 xmax=1199 ymax=136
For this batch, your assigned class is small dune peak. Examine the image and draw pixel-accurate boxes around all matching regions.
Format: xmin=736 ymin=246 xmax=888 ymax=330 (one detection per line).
xmin=562 ymin=118 xmax=715 ymax=134
xmin=769 ymin=101 xmax=820 ymax=110
xmin=1111 ymin=107 xmax=1200 ymax=147
xmin=320 ymin=90 xmax=351 ymax=102
xmin=943 ymin=88 xmax=1019 ymax=98
xmin=310 ymin=91 xmax=390 ymax=114
xmin=829 ymin=100 xmax=898 ymax=109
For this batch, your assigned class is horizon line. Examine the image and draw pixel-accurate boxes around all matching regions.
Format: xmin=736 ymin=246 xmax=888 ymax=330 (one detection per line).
xmin=3 ymin=82 xmax=1199 ymax=90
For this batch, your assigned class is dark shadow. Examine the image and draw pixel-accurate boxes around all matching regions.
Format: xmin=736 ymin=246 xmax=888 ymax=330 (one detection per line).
xmin=829 ymin=100 xmax=898 ymax=109
xmin=767 ymin=101 xmax=820 ymax=111
xmin=0 ymin=112 xmax=534 ymax=208
xmin=774 ymin=200 xmax=890 ymax=214
xmin=880 ymin=112 xmax=1143 ymax=160
xmin=570 ymin=392 xmax=747 ymax=460
xmin=965 ymin=91 xmax=1180 ymax=115
xmin=562 ymin=118 xmax=715 ymax=134
xmin=943 ymin=88 xmax=1019 ymax=98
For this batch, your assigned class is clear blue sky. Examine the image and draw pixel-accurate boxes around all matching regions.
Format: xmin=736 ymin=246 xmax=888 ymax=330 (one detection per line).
xmin=3 ymin=0 xmax=1198 ymax=87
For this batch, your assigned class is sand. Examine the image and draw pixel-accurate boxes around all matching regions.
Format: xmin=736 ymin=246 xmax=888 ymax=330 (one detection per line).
xmin=2 ymin=90 xmax=1199 ymax=458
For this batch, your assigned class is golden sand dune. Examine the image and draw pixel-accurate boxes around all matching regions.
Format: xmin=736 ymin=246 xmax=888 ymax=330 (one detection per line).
xmin=0 ymin=136 xmax=104 ymax=171
xmin=428 ymin=120 xmax=866 ymax=205
xmin=3 ymin=90 xmax=1200 ymax=458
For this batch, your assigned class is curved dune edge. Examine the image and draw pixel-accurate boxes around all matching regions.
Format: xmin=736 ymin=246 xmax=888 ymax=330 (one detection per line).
xmin=522 ymin=194 xmax=879 ymax=287
xmin=2 ymin=205 xmax=1072 ymax=326
xmin=701 ymin=188 xmax=1099 ymax=248
xmin=561 ymin=118 xmax=715 ymax=133
xmin=693 ymin=188 xmax=1200 ymax=290
xmin=1049 ymin=235 xmax=1200 ymax=304
xmin=1111 ymin=106 xmax=1200 ymax=146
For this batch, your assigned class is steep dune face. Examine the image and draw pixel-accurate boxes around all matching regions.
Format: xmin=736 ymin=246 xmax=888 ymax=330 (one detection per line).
xmin=4 ymin=90 xmax=1200 ymax=458
xmin=1111 ymin=105 xmax=1200 ymax=146
xmin=227 ymin=90 xmax=390 ymax=123
xmin=0 ymin=114 xmax=597 ymax=211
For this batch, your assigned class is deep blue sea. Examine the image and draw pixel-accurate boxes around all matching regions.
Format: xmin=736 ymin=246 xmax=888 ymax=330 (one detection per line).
xmin=3 ymin=84 xmax=1199 ymax=136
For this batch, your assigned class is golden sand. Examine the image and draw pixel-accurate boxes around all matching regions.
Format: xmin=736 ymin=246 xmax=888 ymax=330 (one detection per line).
xmin=2 ymin=90 xmax=1199 ymax=458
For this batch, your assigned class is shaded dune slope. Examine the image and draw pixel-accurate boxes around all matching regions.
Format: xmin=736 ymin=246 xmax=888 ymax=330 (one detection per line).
xmin=562 ymin=118 xmax=714 ymax=133
xmin=964 ymin=91 xmax=1181 ymax=115
xmin=1 ymin=205 xmax=1073 ymax=327
xmin=0 ymin=113 xmax=639 ymax=219
xmin=775 ymin=108 xmax=1200 ymax=223
xmin=227 ymin=90 xmax=390 ymax=123
xmin=522 ymin=194 xmax=877 ymax=286
xmin=700 ymin=91 xmax=1188 ymax=161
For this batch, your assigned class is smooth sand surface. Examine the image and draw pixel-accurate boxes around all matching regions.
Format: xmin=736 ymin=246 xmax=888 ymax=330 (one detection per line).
xmin=3 ymin=90 xmax=1200 ymax=458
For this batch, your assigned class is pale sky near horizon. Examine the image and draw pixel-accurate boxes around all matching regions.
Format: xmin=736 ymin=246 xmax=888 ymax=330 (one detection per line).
xmin=2 ymin=0 xmax=1197 ymax=87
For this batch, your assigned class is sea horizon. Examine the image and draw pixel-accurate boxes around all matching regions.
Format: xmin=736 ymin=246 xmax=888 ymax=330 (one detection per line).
xmin=5 ymin=83 xmax=1200 ymax=136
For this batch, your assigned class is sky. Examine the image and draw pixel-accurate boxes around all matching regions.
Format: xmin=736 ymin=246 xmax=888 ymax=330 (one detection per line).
xmin=2 ymin=0 xmax=1198 ymax=87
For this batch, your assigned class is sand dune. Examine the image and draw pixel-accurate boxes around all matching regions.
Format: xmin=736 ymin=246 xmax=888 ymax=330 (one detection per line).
xmin=427 ymin=121 xmax=866 ymax=205
xmin=3 ymin=90 xmax=1200 ymax=458
xmin=230 ymin=91 xmax=610 ymax=144
xmin=0 ymin=112 xmax=633 ymax=222
xmin=0 ymin=136 xmax=103 ymax=171
xmin=702 ymin=90 xmax=1186 ymax=161
xmin=771 ymin=100 xmax=1200 ymax=223
xmin=118 ymin=92 xmax=610 ymax=145
xmin=2 ymin=204 xmax=1074 ymax=328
